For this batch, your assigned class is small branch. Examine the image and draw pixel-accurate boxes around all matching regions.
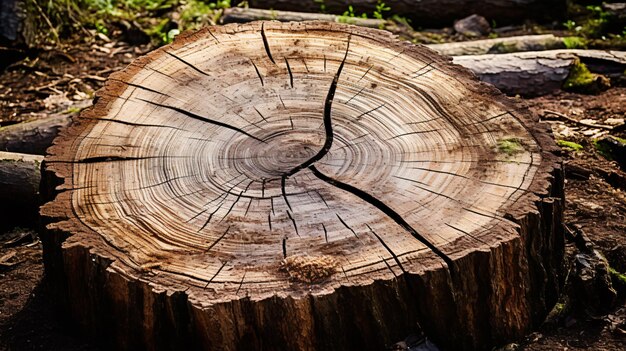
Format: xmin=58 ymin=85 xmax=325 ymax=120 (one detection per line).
xmin=543 ymin=110 xmax=615 ymax=131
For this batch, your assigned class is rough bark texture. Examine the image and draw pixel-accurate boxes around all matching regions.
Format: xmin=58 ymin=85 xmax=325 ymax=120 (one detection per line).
xmin=428 ymin=35 xmax=566 ymax=56
xmin=0 ymin=0 xmax=34 ymax=46
xmin=222 ymin=7 xmax=386 ymax=28
xmin=0 ymin=151 xmax=43 ymax=222
xmin=41 ymin=22 xmax=564 ymax=351
xmin=243 ymin=0 xmax=567 ymax=25
xmin=0 ymin=114 xmax=73 ymax=155
xmin=453 ymin=50 xmax=626 ymax=96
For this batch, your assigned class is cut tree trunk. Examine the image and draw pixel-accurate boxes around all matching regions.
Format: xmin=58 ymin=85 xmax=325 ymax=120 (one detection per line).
xmin=242 ymin=0 xmax=567 ymax=25
xmin=41 ymin=22 xmax=564 ymax=351
xmin=428 ymin=34 xmax=566 ymax=56
xmin=222 ymin=7 xmax=386 ymax=28
xmin=453 ymin=49 xmax=626 ymax=96
xmin=0 ymin=114 xmax=74 ymax=155
xmin=0 ymin=151 xmax=43 ymax=225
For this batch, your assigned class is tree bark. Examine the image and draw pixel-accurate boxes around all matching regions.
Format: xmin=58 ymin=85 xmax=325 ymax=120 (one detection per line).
xmin=0 ymin=114 xmax=73 ymax=155
xmin=453 ymin=49 xmax=626 ymax=96
xmin=242 ymin=0 xmax=567 ymax=25
xmin=0 ymin=151 xmax=42 ymax=225
xmin=428 ymin=34 xmax=566 ymax=56
xmin=222 ymin=7 xmax=386 ymax=28
xmin=0 ymin=0 xmax=35 ymax=46
xmin=41 ymin=22 xmax=564 ymax=351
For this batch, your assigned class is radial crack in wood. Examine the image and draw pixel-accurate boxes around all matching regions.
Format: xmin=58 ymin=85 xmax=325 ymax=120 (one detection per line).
xmin=41 ymin=21 xmax=564 ymax=351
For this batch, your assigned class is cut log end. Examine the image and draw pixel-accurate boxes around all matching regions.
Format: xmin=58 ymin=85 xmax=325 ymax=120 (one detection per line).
xmin=41 ymin=21 xmax=564 ymax=351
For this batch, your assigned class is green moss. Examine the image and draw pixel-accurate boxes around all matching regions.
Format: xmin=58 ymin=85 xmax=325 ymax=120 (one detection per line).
xmin=593 ymin=139 xmax=613 ymax=160
xmin=553 ymin=302 xmax=566 ymax=314
xmin=563 ymin=60 xmax=596 ymax=90
xmin=497 ymin=138 xmax=524 ymax=156
xmin=557 ymin=140 xmax=584 ymax=151
xmin=563 ymin=36 xmax=587 ymax=49
xmin=609 ymin=267 xmax=626 ymax=286
xmin=336 ymin=16 xmax=357 ymax=24
xmin=64 ymin=106 xmax=83 ymax=114
xmin=612 ymin=136 xmax=626 ymax=144
xmin=489 ymin=42 xmax=517 ymax=54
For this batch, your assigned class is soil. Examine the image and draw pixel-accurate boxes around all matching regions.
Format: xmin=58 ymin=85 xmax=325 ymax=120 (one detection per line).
xmin=1 ymin=37 xmax=625 ymax=351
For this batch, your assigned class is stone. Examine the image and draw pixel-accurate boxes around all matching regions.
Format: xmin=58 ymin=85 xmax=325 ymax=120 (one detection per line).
xmin=454 ymin=14 xmax=491 ymax=38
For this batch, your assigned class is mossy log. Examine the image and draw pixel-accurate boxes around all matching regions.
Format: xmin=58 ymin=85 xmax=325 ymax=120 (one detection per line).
xmin=242 ymin=0 xmax=566 ymax=25
xmin=222 ymin=7 xmax=386 ymax=28
xmin=41 ymin=22 xmax=564 ymax=351
xmin=453 ymin=49 xmax=626 ymax=96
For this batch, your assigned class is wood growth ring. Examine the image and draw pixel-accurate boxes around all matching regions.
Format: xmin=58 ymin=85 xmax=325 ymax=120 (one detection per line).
xmin=42 ymin=22 xmax=563 ymax=351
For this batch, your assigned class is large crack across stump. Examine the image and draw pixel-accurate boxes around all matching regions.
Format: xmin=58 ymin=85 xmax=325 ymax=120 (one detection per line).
xmin=276 ymin=34 xmax=454 ymax=272
xmin=138 ymin=99 xmax=264 ymax=142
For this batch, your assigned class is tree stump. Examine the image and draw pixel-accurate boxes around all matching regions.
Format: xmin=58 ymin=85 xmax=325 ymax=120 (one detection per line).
xmin=41 ymin=22 xmax=564 ymax=351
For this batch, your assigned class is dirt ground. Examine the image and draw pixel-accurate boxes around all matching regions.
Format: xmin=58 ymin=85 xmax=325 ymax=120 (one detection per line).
xmin=1 ymin=38 xmax=625 ymax=350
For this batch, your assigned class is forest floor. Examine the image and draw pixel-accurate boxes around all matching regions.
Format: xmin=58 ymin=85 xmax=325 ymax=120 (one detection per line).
xmin=1 ymin=31 xmax=626 ymax=351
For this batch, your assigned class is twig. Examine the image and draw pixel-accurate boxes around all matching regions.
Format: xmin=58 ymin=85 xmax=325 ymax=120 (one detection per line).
xmin=27 ymin=78 xmax=70 ymax=92
xmin=543 ymin=109 xmax=615 ymax=130
xmin=82 ymin=75 xmax=107 ymax=82
xmin=28 ymin=0 xmax=60 ymax=45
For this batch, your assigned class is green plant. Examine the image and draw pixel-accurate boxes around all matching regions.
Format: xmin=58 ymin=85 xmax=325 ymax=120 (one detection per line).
xmin=563 ymin=20 xmax=577 ymax=31
xmin=341 ymin=5 xmax=367 ymax=19
xmin=314 ymin=0 xmax=326 ymax=13
xmin=338 ymin=5 xmax=368 ymax=24
xmin=564 ymin=5 xmax=611 ymax=39
xmin=373 ymin=1 xmax=390 ymax=20
xmin=26 ymin=1 xmax=233 ymax=45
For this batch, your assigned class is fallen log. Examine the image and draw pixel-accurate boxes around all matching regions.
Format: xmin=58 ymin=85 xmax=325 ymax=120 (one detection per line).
xmin=222 ymin=7 xmax=386 ymax=28
xmin=453 ymin=49 xmax=626 ymax=96
xmin=0 ymin=151 xmax=43 ymax=226
xmin=41 ymin=22 xmax=564 ymax=351
xmin=0 ymin=114 xmax=73 ymax=155
xmin=242 ymin=0 xmax=567 ymax=25
xmin=428 ymin=34 xmax=566 ymax=56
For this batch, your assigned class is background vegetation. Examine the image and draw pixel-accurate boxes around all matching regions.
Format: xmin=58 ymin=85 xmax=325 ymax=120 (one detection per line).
xmin=23 ymin=1 xmax=626 ymax=49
